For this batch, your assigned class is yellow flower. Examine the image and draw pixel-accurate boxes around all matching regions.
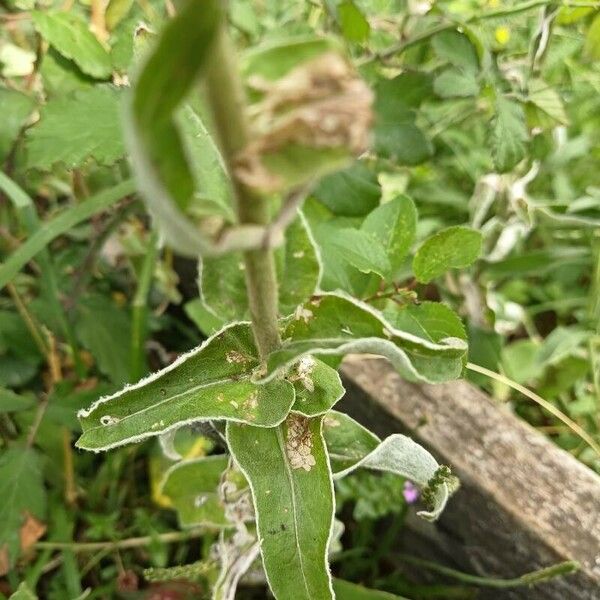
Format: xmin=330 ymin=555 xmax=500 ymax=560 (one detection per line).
xmin=495 ymin=26 xmax=511 ymax=45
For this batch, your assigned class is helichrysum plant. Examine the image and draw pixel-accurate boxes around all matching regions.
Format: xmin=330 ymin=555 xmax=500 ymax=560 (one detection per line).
xmin=75 ymin=2 xmax=473 ymax=598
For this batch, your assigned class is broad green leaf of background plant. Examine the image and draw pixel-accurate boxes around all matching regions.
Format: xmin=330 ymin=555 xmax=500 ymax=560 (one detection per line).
xmin=337 ymin=0 xmax=370 ymax=43
xmin=76 ymin=294 xmax=131 ymax=385
xmin=361 ymin=195 xmax=417 ymax=272
xmin=489 ymin=97 xmax=528 ymax=173
xmin=32 ymin=11 xmax=112 ymax=79
xmin=0 ymin=446 xmax=46 ymax=570
xmin=292 ymin=358 xmax=345 ymax=416
xmin=431 ymin=30 xmax=479 ymax=73
xmin=0 ymin=87 xmax=35 ymax=163
xmin=536 ymin=326 xmax=591 ymax=368
xmin=227 ymin=416 xmax=335 ymax=600
xmin=527 ymin=80 xmax=568 ymax=126
xmin=315 ymin=225 xmax=391 ymax=280
xmin=313 ymin=162 xmax=380 ymax=217
xmin=38 ymin=48 xmax=95 ymax=97
xmin=323 ymin=412 xmax=451 ymax=520
xmin=200 ymin=213 xmax=320 ymax=322
xmin=584 ymin=14 xmax=600 ymax=59
xmin=0 ymin=388 xmax=36 ymax=413
xmin=413 ymin=225 xmax=482 ymax=283
xmin=26 ymin=86 xmax=125 ymax=170
xmin=433 ymin=68 xmax=479 ymax=98
xmin=76 ymin=323 xmax=295 ymax=451
xmin=160 ymin=455 xmax=238 ymax=528
xmin=374 ymin=73 xmax=432 ymax=165
xmin=263 ymin=293 xmax=467 ymax=384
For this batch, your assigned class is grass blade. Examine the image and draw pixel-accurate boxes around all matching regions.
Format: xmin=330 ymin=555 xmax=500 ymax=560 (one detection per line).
xmin=0 ymin=178 xmax=135 ymax=291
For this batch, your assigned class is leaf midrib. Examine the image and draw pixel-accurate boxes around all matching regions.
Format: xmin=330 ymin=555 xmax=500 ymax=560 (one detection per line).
xmin=275 ymin=424 xmax=312 ymax=599
xmin=84 ymin=375 xmax=252 ymax=431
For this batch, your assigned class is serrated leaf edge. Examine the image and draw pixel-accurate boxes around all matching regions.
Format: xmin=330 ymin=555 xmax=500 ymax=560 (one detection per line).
xmin=159 ymin=455 xmax=235 ymax=529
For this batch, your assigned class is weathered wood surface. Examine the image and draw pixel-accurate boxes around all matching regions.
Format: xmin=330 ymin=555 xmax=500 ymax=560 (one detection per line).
xmin=340 ymin=358 xmax=600 ymax=600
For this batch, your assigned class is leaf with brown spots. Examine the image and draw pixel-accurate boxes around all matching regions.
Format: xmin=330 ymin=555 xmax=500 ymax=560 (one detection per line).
xmin=227 ymin=416 xmax=335 ymax=600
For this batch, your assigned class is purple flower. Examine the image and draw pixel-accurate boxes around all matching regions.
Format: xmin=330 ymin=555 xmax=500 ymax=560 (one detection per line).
xmin=403 ymin=480 xmax=419 ymax=504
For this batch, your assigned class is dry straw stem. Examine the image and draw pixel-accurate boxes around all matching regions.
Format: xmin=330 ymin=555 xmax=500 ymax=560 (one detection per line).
xmin=466 ymin=362 xmax=600 ymax=457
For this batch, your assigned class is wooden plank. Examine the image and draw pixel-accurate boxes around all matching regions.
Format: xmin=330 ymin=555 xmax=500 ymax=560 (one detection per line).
xmin=339 ymin=357 xmax=600 ymax=599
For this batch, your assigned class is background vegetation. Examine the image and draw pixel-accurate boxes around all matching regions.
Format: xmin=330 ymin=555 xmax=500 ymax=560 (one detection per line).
xmin=0 ymin=0 xmax=598 ymax=598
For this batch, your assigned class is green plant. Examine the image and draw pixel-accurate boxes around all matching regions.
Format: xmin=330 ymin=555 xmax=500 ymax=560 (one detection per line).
xmin=70 ymin=3 xmax=472 ymax=598
xmin=1 ymin=0 xmax=598 ymax=598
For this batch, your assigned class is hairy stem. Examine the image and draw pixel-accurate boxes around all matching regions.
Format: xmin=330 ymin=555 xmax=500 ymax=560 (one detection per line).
xmin=205 ymin=25 xmax=281 ymax=358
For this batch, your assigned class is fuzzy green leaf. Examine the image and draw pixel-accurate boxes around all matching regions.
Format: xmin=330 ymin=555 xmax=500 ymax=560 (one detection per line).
xmin=180 ymin=106 xmax=234 ymax=222
xmin=227 ymin=416 xmax=335 ymax=600
xmin=76 ymin=323 xmax=295 ymax=451
xmin=277 ymin=215 xmax=322 ymax=315
xmin=0 ymin=446 xmax=46 ymax=570
xmin=323 ymin=412 xmax=451 ymax=520
xmin=125 ymin=0 xmax=224 ymax=257
xmin=361 ymin=195 xmax=417 ymax=272
xmin=200 ymin=213 xmax=320 ymax=322
xmin=237 ymin=35 xmax=370 ymax=193
xmin=384 ymin=302 xmax=467 ymax=381
xmin=323 ymin=411 xmax=379 ymax=474
xmin=291 ymin=358 xmax=345 ymax=416
xmin=413 ymin=226 xmax=482 ymax=283
xmin=31 ymin=11 xmax=112 ymax=79
xmin=160 ymin=455 xmax=237 ymax=528
xmin=26 ymin=86 xmax=124 ymax=170
xmin=263 ymin=293 xmax=467 ymax=384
